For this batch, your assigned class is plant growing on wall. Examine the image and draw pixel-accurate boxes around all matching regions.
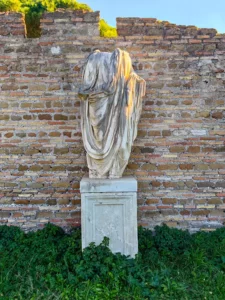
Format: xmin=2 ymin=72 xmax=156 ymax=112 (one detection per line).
xmin=0 ymin=0 xmax=118 ymax=38
xmin=99 ymin=19 xmax=117 ymax=38
xmin=0 ymin=0 xmax=21 ymax=11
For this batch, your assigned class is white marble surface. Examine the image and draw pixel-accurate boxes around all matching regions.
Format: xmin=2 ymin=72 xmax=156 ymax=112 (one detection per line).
xmin=80 ymin=175 xmax=137 ymax=193
xmin=78 ymin=48 xmax=146 ymax=178
xmin=191 ymin=129 xmax=207 ymax=136
xmin=81 ymin=177 xmax=138 ymax=258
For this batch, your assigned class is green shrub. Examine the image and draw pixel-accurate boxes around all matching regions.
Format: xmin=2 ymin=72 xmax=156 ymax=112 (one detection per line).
xmin=21 ymin=0 xmax=93 ymax=38
xmin=153 ymin=224 xmax=192 ymax=256
xmin=1 ymin=223 xmax=225 ymax=299
xmin=22 ymin=0 xmax=47 ymax=37
xmin=99 ymin=19 xmax=117 ymax=38
xmin=0 ymin=0 xmax=21 ymax=12
xmin=55 ymin=0 xmax=91 ymax=11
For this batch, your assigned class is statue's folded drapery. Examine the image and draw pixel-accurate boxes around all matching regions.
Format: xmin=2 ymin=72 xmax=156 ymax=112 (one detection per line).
xmin=78 ymin=48 xmax=146 ymax=178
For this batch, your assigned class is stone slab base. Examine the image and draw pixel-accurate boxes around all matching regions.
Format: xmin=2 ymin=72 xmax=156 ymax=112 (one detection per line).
xmin=80 ymin=176 xmax=138 ymax=258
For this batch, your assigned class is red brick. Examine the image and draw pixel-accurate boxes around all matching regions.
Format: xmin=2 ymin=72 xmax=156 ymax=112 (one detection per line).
xmin=179 ymin=164 xmax=193 ymax=170
xmin=158 ymin=164 xmax=177 ymax=170
xmin=38 ymin=114 xmax=52 ymax=120
xmin=188 ymin=146 xmax=200 ymax=153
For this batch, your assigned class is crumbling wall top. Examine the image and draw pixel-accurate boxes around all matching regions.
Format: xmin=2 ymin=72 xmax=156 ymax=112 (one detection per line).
xmin=116 ymin=17 xmax=220 ymax=39
xmin=0 ymin=11 xmax=26 ymax=37
xmin=40 ymin=9 xmax=100 ymax=37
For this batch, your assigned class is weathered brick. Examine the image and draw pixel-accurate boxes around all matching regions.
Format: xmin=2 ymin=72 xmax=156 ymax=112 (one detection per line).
xmin=54 ymin=147 xmax=69 ymax=154
xmin=210 ymin=163 xmax=225 ymax=170
xmin=149 ymin=130 xmax=161 ymax=136
xmin=54 ymin=114 xmax=68 ymax=120
xmin=162 ymin=130 xmax=171 ymax=136
xmin=38 ymin=114 xmax=52 ymax=120
xmin=37 ymin=211 xmax=53 ymax=218
xmin=141 ymin=164 xmax=157 ymax=170
xmin=49 ymin=132 xmax=61 ymax=137
xmin=52 ymin=166 xmax=66 ymax=171
xmin=170 ymin=146 xmax=185 ymax=153
xmin=212 ymin=111 xmax=223 ymax=119
xmin=162 ymin=198 xmax=177 ymax=204
xmin=195 ymin=111 xmax=210 ymax=118
xmin=18 ymin=165 xmax=28 ymax=171
xmin=195 ymin=164 xmax=208 ymax=170
xmin=197 ymin=182 xmax=215 ymax=188
xmin=57 ymin=199 xmax=70 ymax=205
xmin=158 ymin=164 xmax=177 ymax=170
xmin=208 ymin=198 xmax=222 ymax=204
xmin=0 ymin=212 xmax=11 ymax=218
xmin=152 ymin=181 xmax=161 ymax=187
xmin=127 ymin=163 xmax=139 ymax=170
xmin=15 ymin=199 xmax=30 ymax=204
xmin=192 ymin=210 xmax=209 ymax=216
xmin=188 ymin=146 xmax=200 ymax=153
xmin=4 ymin=133 xmax=14 ymax=138
xmin=30 ymin=165 xmax=42 ymax=172
xmin=179 ymin=164 xmax=193 ymax=170
xmin=141 ymin=147 xmax=154 ymax=153
xmin=146 ymin=198 xmax=159 ymax=204
xmin=52 ymin=182 xmax=70 ymax=188
xmin=163 ymin=182 xmax=176 ymax=188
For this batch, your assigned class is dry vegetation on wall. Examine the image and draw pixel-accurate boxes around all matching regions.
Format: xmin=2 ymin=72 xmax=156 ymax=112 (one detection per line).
xmin=0 ymin=10 xmax=225 ymax=232
xmin=0 ymin=0 xmax=117 ymax=37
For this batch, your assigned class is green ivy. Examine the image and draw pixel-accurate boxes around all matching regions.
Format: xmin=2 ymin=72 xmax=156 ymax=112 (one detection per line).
xmin=0 ymin=0 xmax=118 ymax=38
xmin=0 ymin=223 xmax=225 ymax=299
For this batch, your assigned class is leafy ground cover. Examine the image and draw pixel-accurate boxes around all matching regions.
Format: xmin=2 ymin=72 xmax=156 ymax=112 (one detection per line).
xmin=0 ymin=0 xmax=117 ymax=38
xmin=0 ymin=223 xmax=225 ymax=299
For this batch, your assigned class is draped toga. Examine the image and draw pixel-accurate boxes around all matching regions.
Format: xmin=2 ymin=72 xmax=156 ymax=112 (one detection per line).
xmin=78 ymin=48 xmax=146 ymax=178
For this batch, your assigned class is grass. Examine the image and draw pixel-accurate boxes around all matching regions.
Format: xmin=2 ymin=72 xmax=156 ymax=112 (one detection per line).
xmin=0 ymin=223 xmax=225 ymax=299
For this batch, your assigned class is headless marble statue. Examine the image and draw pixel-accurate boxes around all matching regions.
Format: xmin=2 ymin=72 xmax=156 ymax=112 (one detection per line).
xmin=78 ymin=48 xmax=146 ymax=178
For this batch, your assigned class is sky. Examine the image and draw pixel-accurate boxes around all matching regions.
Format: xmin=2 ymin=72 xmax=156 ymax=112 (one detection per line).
xmin=84 ymin=0 xmax=225 ymax=34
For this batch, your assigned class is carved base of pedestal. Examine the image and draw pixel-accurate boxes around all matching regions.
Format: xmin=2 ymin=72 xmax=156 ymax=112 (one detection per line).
xmin=80 ymin=176 xmax=138 ymax=258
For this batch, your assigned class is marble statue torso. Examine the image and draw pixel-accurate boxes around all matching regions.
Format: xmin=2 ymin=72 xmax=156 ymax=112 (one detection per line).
xmin=78 ymin=48 xmax=146 ymax=178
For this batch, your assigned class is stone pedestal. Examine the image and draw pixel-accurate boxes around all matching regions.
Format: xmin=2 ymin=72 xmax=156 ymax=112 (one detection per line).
xmin=80 ymin=176 xmax=138 ymax=258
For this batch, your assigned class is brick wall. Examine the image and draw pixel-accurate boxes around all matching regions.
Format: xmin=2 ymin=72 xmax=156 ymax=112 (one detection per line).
xmin=0 ymin=12 xmax=26 ymax=37
xmin=0 ymin=11 xmax=225 ymax=232
xmin=41 ymin=9 xmax=99 ymax=36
